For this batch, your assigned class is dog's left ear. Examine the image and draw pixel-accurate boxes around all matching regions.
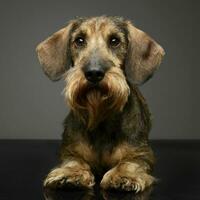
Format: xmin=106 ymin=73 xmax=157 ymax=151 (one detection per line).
xmin=36 ymin=21 xmax=75 ymax=81
xmin=125 ymin=21 xmax=165 ymax=85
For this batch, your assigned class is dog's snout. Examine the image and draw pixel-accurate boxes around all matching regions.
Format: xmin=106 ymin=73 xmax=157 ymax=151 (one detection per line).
xmin=84 ymin=67 xmax=105 ymax=83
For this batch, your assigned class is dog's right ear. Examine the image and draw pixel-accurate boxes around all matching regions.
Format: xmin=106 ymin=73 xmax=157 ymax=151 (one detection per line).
xmin=36 ymin=21 xmax=75 ymax=81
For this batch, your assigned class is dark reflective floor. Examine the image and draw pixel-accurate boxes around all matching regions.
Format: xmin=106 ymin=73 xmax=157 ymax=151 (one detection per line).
xmin=44 ymin=186 xmax=153 ymax=200
xmin=0 ymin=140 xmax=200 ymax=200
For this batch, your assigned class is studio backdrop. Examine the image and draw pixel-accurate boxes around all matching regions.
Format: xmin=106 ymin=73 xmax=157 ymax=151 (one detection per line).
xmin=0 ymin=0 xmax=199 ymax=139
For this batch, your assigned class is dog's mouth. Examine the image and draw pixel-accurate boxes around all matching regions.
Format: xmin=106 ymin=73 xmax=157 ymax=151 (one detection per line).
xmin=75 ymin=81 xmax=110 ymax=107
xmin=84 ymin=82 xmax=109 ymax=96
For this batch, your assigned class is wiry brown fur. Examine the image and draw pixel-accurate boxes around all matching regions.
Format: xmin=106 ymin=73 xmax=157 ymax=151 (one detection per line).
xmin=63 ymin=66 xmax=130 ymax=129
xmin=36 ymin=16 xmax=165 ymax=193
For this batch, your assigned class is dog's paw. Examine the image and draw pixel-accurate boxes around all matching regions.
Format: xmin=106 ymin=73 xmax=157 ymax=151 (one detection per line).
xmin=100 ymin=164 xmax=155 ymax=193
xmin=44 ymin=167 xmax=95 ymax=189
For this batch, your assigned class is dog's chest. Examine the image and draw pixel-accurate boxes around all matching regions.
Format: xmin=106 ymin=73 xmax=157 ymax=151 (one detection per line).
xmin=85 ymin=127 xmax=125 ymax=170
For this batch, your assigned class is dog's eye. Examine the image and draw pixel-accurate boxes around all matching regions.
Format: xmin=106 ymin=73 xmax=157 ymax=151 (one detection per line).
xmin=74 ymin=36 xmax=86 ymax=47
xmin=109 ymin=36 xmax=121 ymax=48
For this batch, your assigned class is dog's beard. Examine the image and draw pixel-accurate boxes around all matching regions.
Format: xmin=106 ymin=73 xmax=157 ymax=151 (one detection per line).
xmin=63 ymin=67 xmax=130 ymax=129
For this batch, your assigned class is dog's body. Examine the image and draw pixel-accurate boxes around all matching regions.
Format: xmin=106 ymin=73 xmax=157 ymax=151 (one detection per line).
xmin=36 ymin=16 xmax=164 ymax=192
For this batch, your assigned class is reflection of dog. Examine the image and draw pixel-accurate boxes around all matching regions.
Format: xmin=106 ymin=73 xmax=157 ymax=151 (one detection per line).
xmin=36 ymin=16 xmax=164 ymax=193
xmin=44 ymin=186 xmax=153 ymax=200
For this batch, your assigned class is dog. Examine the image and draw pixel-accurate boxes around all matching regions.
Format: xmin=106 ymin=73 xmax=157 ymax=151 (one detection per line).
xmin=36 ymin=16 xmax=165 ymax=193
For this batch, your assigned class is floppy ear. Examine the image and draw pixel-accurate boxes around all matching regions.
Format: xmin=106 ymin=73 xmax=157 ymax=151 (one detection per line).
xmin=125 ymin=21 xmax=165 ymax=85
xmin=36 ymin=21 xmax=75 ymax=81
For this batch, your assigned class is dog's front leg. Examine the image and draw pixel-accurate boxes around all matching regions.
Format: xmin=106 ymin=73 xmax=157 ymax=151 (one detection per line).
xmin=100 ymin=145 xmax=155 ymax=193
xmin=44 ymin=159 xmax=95 ymax=189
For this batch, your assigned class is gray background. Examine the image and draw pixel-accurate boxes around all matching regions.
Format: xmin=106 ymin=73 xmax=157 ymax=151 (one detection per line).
xmin=0 ymin=0 xmax=199 ymax=139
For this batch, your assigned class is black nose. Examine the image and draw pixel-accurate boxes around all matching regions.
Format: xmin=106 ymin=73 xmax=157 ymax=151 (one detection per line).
xmin=84 ymin=68 xmax=105 ymax=83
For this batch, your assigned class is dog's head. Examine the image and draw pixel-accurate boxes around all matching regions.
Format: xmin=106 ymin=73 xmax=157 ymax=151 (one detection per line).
xmin=36 ymin=16 xmax=165 ymax=129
